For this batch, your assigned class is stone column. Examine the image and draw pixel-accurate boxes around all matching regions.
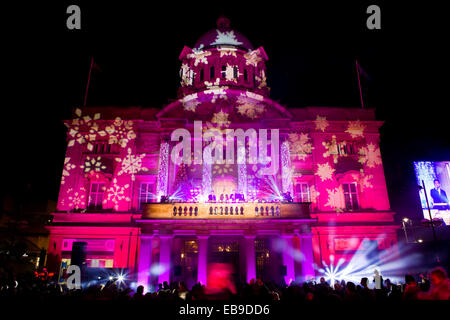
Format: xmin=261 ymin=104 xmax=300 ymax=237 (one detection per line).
xmin=244 ymin=235 xmax=256 ymax=283
xmin=158 ymin=235 xmax=173 ymax=285
xmin=197 ymin=236 xmax=209 ymax=286
xmin=137 ymin=236 xmax=153 ymax=292
xmin=299 ymin=234 xmax=315 ymax=282
xmin=156 ymin=141 xmax=169 ymax=200
xmin=281 ymin=140 xmax=293 ymax=194
xmin=281 ymin=235 xmax=296 ymax=285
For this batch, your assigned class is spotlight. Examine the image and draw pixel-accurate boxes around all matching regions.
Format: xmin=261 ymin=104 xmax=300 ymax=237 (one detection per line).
xmin=417 ymin=239 xmax=423 ymax=243
xmin=109 ymin=276 xmax=114 ymax=280
xmin=117 ymin=274 xmax=126 ymax=283
xmin=403 ymin=218 xmax=409 ymax=223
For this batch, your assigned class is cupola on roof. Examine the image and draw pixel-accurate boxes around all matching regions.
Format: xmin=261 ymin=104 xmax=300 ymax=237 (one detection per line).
xmin=193 ymin=17 xmax=254 ymax=51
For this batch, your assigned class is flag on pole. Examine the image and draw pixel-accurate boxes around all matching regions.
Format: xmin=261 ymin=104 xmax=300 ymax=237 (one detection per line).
xmin=355 ymin=60 xmax=370 ymax=109
xmin=83 ymin=57 xmax=102 ymax=108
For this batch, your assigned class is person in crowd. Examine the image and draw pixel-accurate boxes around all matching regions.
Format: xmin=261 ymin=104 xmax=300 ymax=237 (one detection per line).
xmin=418 ymin=267 xmax=450 ymax=300
xmin=402 ymin=275 xmax=420 ymax=300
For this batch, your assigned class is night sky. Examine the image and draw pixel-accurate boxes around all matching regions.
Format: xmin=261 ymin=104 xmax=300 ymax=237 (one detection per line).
xmin=4 ymin=1 xmax=449 ymax=222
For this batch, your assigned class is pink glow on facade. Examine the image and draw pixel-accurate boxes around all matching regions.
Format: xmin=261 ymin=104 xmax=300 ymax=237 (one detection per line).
xmin=47 ymin=17 xmax=399 ymax=289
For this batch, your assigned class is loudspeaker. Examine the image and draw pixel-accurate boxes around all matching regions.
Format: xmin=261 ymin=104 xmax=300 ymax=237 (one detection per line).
xmin=174 ymin=265 xmax=182 ymax=276
xmin=280 ymin=265 xmax=287 ymax=276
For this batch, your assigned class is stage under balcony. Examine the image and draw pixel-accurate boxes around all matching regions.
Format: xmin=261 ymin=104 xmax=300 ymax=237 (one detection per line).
xmin=137 ymin=202 xmax=317 ymax=236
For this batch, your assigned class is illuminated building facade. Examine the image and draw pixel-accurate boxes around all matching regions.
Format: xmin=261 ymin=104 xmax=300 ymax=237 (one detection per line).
xmin=47 ymin=17 xmax=399 ymax=290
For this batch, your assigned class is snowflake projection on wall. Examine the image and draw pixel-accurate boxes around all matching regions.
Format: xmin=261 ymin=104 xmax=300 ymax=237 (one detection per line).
xmin=236 ymin=95 xmax=265 ymax=119
xmin=66 ymin=109 xmax=136 ymax=151
xmin=212 ymin=164 xmax=234 ymax=177
xmin=211 ymin=30 xmax=243 ymax=46
xmin=325 ymin=187 xmax=344 ymax=212
xmin=245 ymin=91 xmax=264 ymax=102
xmin=66 ymin=108 xmax=101 ymax=151
xmin=255 ymin=70 xmax=267 ymax=89
xmin=81 ymin=156 xmax=106 ymax=173
xmin=187 ymin=50 xmax=212 ymax=66
xmin=204 ymin=78 xmax=221 ymax=88
xmin=353 ymin=169 xmax=374 ymax=189
xmin=315 ymin=115 xmax=329 ymax=132
xmin=218 ymin=48 xmax=237 ymax=57
xmin=67 ymin=187 xmax=87 ymax=210
xmin=225 ymin=64 xmax=238 ymax=82
xmin=288 ymin=132 xmax=313 ymax=160
xmin=310 ymin=185 xmax=320 ymax=205
xmin=105 ymin=118 xmax=136 ymax=148
xmin=181 ymin=93 xmax=200 ymax=112
xmin=180 ymin=63 xmax=193 ymax=87
xmin=211 ymin=110 xmax=231 ymax=127
xmin=244 ymin=49 xmax=263 ymax=67
xmin=116 ymin=148 xmax=148 ymax=181
xmin=345 ymin=120 xmax=366 ymax=138
xmin=322 ymin=135 xmax=339 ymax=163
xmin=358 ymin=143 xmax=382 ymax=168
xmin=61 ymin=157 xmax=76 ymax=185
xmin=204 ymin=88 xmax=228 ymax=103
xmin=104 ymin=178 xmax=130 ymax=211
xmin=316 ymin=163 xmax=335 ymax=181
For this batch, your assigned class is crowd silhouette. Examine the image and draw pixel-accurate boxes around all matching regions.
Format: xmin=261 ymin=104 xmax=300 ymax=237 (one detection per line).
xmin=1 ymin=267 xmax=448 ymax=302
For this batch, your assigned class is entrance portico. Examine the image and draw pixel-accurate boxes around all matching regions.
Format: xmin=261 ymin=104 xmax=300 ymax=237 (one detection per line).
xmin=136 ymin=202 xmax=316 ymax=290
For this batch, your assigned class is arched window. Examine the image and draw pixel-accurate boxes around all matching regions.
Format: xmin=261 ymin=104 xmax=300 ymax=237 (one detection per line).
xmin=233 ymin=66 xmax=238 ymax=79
xmin=200 ymin=69 xmax=204 ymax=81
xmin=210 ymin=66 xmax=215 ymax=80
xmin=244 ymin=69 xmax=248 ymax=82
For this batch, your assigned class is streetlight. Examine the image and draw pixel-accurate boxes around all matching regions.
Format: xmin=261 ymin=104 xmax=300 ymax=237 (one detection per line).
xmin=401 ymin=218 xmax=410 ymax=243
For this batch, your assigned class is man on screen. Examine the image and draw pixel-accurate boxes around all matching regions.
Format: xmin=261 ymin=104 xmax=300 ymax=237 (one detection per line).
xmin=430 ymin=179 xmax=449 ymax=210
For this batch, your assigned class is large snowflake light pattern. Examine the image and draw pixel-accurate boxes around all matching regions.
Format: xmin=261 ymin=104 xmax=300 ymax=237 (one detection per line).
xmin=67 ymin=187 xmax=86 ymax=210
xmin=358 ymin=143 xmax=382 ymax=168
xmin=325 ymin=187 xmax=344 ymax=212
xmin=236 ymin=95 xmax=265 ymax=119
xmin=345 ymin=120 xmax=366 ymax=138
xmin=316 ymin=163 xmax=335 ymax=181
xmin=105 ymin=178 xmax=130 ymax=211
xmin=288 ymin=132 xmax=313 ymax=160
xmin=105 ymin=118 xmax=136 ymax=148
xmin=81 ymin=156 xmax=106 ymax=173
xmin=322 ymin=135 xmax=339 ymax=163
xmin=66 ymin=109 xmax=136 ymax=150
xmin=315 ymin=115 xmax=329 ymax=132
xmin=211 ymin=110 xmax=231 ymax=127
xmin=61 ymin=157 xmax=76 ymax=185
xmin=211 ymin=30 xmax=243 ymax=46
xmin=116 ymin=148 xmax=148 ymax=181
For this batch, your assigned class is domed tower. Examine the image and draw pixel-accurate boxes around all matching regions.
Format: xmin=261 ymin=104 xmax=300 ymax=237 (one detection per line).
xmin=178 ymin=17 xmax=269 ymax=98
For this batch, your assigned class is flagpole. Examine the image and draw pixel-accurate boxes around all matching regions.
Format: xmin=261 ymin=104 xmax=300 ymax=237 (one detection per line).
xmin=83 ymin=56 xmax=94 ymax=108
xmin=356 ymin=60 xmax=364 ymax=109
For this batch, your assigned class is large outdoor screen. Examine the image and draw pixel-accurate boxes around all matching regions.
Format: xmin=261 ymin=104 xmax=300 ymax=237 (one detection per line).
xmin=414 ymin=161 xmax=450 ymax=225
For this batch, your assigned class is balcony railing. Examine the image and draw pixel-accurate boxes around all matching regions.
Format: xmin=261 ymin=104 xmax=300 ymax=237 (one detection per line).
xmin=142 ymin=202 xmax=311 ymax=219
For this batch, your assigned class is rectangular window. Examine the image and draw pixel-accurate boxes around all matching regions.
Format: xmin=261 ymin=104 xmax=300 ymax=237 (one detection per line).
xmin=200 ymin=69 xmax=204 ymax=81
xmin=343 ymin=183 xmax=359 ymax=210
xmin=210 ymin=66 xmax=215 ymax=80
xmin=221 ymin=65 xmax=226 ymax=79
xmin=92 ymin=142 xmax=111 ymax=154
xmin=233 ymin=66 xmax=238 ymax=79
xmin=88 ymin=182 xmax=105 ymax=209
xmin=139 ymin=182 xmax=155 ymax=209
xmin=244 ymin=69 xmax=248 ymax=82
xmin=295 ymin=183 xmax=310 ymax=202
